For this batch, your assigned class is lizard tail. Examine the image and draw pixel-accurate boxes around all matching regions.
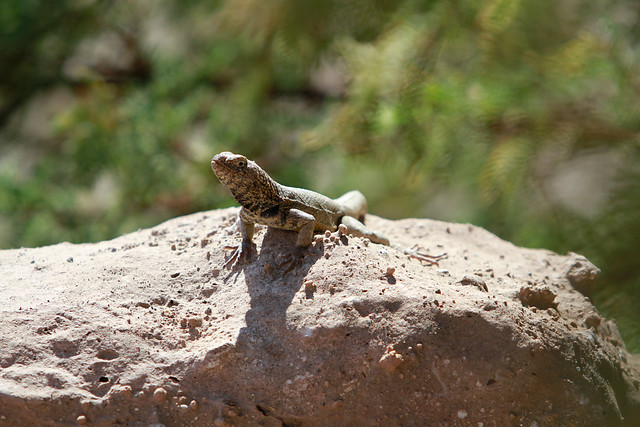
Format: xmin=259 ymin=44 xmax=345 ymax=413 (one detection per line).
xmin=334 ymin=190 xmax=367 ymax=222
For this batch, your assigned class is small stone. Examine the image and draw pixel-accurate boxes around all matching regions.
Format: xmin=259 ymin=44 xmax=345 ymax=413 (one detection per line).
xmin=483 ymin=302 xmax=498 ymax=311
xmin=566 ymin=254 xmax=600 ymax=298
xmin=330 ymin=400 xmax=343 ymax=410
xmin=386 ymin=267 xmax=395 ymax=277
xmin=151 ymin=296 xmax=166 ymax=305
xmin=189 ymin=400 xmax=199 ymax=410
xmin=304 ymin=281 xmax=316 ymax=292
xmin=188 ymin=317 xmax=203 ymax=328
xmin=338 ymin=224 xmax=348 ymax=236
xmin=76 ymin=415 xmax=87 ymax=425
xmin=179 ymin=404 xmax=189 ymax=413
xmin=324 ymin=230 xmax=332 ymax=238
xmin=459 ymin=275 xmax=488 ymax=292
xmin=585 ymin=314 xmax=601 ymax=329
xmin=518 ymin=285 xmax=557 ymax=309
xmin=153 ymin=387 xmax=168 ymax=403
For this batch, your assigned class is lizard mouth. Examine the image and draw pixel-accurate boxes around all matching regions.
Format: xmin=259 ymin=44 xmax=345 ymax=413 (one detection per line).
xmin=211 ymin=157 xmax=229 ymax=173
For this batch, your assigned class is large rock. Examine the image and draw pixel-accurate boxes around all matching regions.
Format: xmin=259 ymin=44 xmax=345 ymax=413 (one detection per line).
xmin=0 ymin=208 xmax=638 ymax=426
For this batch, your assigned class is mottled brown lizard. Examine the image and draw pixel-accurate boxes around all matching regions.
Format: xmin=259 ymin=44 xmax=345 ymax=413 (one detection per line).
xmin=211 ymin=151 xmax=445 ymax=270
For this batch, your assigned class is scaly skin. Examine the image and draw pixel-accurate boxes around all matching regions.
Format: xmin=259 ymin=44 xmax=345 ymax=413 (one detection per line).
xmin=211 ymin=151 xmax=444 ymax=269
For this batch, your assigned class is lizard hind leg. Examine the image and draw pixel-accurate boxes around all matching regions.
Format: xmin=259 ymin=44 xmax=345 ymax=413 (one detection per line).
xmin=333 ymin=191 xmax=368 ymax=223
xmin=280 ymin=246 xmax=308 ymax=276
xmin=278 ymin=208 xmax=316 ymax=276
xmin=339 ymin=215 xmax=390 ymax=245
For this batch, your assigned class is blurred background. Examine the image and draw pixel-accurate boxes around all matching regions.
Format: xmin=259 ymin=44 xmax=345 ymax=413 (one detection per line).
xmin=1 ymin=0 xmax=638 ymax=351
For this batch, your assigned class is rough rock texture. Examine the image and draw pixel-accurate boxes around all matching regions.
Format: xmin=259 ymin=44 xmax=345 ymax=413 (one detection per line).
xmin=1 ymin=208 xmax=639 ymax=426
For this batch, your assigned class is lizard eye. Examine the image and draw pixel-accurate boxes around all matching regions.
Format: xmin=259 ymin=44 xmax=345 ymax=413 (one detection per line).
xmin=235 ymin=158 xmax=247 ymax=168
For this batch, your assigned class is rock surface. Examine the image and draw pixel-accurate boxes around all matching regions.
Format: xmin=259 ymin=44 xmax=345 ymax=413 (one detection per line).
xmin=0 ymin=208 xmax=639 ymax=426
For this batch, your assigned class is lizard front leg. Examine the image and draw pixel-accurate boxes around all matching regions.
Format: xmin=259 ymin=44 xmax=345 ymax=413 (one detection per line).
xmin=290 ymin=210 xmax=317 ymax=247
xmin=223 ymin=213 xmax=257 ymax=270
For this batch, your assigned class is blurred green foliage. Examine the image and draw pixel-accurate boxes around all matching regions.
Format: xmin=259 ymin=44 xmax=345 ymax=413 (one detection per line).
xmin=1 ymin=0 xmax=639 ymax=351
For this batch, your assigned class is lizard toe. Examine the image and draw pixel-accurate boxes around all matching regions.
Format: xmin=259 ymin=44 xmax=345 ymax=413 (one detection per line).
xmin=223 ymin=241 xmax=257 ymax=270
xmin=280 ymin=247 xmax=307 ymax=276
xmin=409 ymin=251 xmax=447 ymax=266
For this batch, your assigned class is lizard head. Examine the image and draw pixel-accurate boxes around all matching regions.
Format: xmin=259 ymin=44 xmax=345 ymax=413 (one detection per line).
xmin=211 ymin=151 xmax=279 ymax=209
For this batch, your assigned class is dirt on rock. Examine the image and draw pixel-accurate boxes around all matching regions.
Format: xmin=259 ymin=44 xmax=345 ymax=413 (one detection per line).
xmin=0 ymin=208 xmax=639 ymax=426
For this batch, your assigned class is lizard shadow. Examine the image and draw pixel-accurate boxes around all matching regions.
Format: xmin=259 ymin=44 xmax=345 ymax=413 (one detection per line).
xmin=235 ymin=227 xmax=323 ymax=355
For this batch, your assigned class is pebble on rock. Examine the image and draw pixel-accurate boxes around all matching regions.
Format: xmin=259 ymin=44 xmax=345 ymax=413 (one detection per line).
xmin=379 ymin=347 xmax=404 ymax=373
xmin=153 ymin=387 xmax=168 ymax=403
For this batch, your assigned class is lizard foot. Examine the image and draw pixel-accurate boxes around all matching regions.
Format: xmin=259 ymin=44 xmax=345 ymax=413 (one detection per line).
xmin=280 ymin=247 xmax=307 ymax=276
xmin=407 ymin=250 xmax=447 ymax=266
xmin=223 ymin=240 xmax=257 ymax=270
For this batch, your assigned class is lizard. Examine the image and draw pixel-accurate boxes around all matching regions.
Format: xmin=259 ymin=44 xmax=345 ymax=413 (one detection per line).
xmin=211 ymin=151 xmax=446 ymax=270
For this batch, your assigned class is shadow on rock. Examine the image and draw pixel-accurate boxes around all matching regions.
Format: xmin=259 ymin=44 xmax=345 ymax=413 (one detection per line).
xmin=236 ymin=227 xmax=322 ymax=355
